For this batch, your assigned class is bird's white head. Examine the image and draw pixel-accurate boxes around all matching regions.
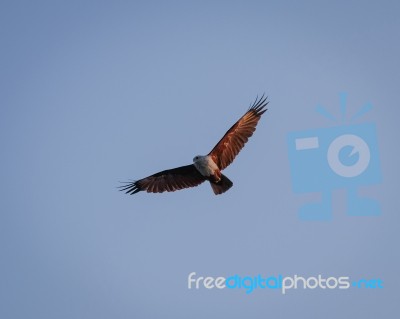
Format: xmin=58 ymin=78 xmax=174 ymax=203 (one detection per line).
xmin=193 ymin=155 xmax=205 ymax=163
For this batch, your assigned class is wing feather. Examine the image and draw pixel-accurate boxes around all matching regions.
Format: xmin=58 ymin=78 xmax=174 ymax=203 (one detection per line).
xmin=119 ymin=164 xmax=206 ymax=194
xmin=208 ymin=95 xmax=268 ymax=170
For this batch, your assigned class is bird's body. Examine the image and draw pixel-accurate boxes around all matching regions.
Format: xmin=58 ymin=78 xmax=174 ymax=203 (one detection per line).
xmin=193 ymin=155 xmax=220 ymax=181
xmin=120 ymin=95 xmax=268 ymax=195
xmin=192 ymin=155 xmax=231 ymax=194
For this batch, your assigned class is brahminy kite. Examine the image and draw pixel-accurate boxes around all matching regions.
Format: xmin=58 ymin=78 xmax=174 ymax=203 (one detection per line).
xmin=120 ymin=95 xmax=268 ymax=195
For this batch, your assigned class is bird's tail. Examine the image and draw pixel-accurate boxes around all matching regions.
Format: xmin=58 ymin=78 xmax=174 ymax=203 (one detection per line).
xmin=210 ymin=174 xmax=233 ymax=195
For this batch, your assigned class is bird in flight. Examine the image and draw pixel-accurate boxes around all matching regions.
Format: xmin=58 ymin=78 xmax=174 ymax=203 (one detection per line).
xmin=120 ymin=95 xmax=268 ymax=195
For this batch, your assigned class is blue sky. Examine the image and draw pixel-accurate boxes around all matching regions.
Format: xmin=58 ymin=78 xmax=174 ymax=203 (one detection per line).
xmin=1 ymin=1 xmax=399 ymax=318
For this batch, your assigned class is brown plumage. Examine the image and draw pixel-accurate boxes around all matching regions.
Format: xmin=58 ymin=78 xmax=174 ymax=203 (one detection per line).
xmin=208 ymin=95 xmax=268 ymax=170
xmin=119 ymin=95 xmax=268 ymax=195
xmin=119 ymin=165 xmax=206 ymax=195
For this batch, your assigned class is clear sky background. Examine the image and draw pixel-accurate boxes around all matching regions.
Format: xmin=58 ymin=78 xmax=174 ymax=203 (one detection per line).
xmin=1 ymin=1 xmax=399 ymax=318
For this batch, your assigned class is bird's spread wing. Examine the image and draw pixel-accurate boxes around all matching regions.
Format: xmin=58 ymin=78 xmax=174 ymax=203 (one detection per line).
xmin=208 ymin=95 xmax=268 ymax=170
xmin=119 ymin=164 xmax=206 ymax=194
